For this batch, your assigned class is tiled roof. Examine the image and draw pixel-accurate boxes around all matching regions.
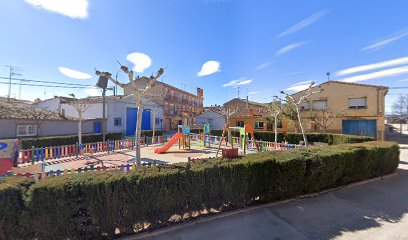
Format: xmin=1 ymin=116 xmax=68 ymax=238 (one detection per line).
xmin=0 ymin=103 xmax=77 ymax=121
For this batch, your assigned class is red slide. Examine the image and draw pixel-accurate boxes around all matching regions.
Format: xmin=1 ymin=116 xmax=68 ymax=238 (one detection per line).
xmin=154 ymin=133 xmax=183 ymax=154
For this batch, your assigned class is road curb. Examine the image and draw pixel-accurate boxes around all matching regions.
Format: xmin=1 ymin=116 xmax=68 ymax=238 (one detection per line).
xmin=122 ymin=171 xmax=398 ymax=240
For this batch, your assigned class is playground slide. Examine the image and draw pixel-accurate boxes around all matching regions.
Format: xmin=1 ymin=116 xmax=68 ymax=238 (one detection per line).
xmin=154 ymin=133 xmax=183 ymax=154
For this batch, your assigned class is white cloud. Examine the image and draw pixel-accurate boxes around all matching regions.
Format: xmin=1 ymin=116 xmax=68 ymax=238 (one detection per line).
xmin=362 ymin=31 xmax=408 ymax=51
xmin=58 ymin=67 xmax=92 ymax=79
xmin=286 ymin=84 xmax=311 ymax=92
xmin=197 ymin=61 xmax=221 ymax=76
xmin=277 ymin=10 xmax=329 ymax=38
xmin=25 ymin=0 xmax=89 ymax=19
xmin=284 ymin=71 xmax=303 ymax=77
xmin=255 ymin=61 xmax=272 ymax=71
xmin=83 ymin=87 xmax=99 ymax=96
xmin=399 ymin=78 xmax=408 ymax=82
xmin=290 ymin=80 xmax=313 ymax=86
xmin=248 ymin=91 xmax=258 ymax=95
xmin=336 ymin=56 xmax=408 ymax=76
xmin=126 ymin=52 xmax=152 ymax=73
xmin=223 ymin=77 xmax=253 ymax=87
xmin=341 ymin=66 xmax=408 ymax=83
xmin=276 ymin=42 xmax=307 ymax=56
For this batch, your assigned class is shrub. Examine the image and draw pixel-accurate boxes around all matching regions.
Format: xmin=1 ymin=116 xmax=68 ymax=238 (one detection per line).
xmin=0 ymin=141 xmax=398 ymax=239
xmin=20 ymin=132 xmax=123 ymax=149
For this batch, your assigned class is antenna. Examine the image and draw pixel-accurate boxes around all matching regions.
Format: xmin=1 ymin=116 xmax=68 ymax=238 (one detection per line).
xmin=237 ymin=86 xmax=240 ymax=98
xmin=326 ymin=72 xmax=331 ymax=81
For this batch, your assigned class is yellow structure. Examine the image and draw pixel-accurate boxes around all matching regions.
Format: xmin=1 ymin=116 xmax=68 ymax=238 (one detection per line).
xmin=290 ymin=81 xmax=388 ymax=140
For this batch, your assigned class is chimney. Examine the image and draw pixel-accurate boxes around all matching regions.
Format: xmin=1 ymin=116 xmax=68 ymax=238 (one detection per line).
xmin=246 ymin=96 xmax=249 ymax=108
xmin=59 ymin=108 xmax=65 ymax=117
xmin=197 ymin=88 xmax=203 ymax=98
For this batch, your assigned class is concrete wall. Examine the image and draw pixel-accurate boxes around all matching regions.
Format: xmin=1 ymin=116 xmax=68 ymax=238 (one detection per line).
xmin=196 ymin=111 xmax=225 ymax=130
xmin=291 ymin=82 xmax=387 ymax=140
xmin=0 ymin=119 xmax=95 ymax=139
xmin=60 ymin=103 xmax=104 ymax=119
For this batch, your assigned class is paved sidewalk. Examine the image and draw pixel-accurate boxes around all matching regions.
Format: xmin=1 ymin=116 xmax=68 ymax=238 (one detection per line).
xmin=130 ymin=132 xmax=408 ymax=240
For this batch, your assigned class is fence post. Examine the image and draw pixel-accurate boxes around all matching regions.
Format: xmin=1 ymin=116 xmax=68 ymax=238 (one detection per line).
xmin=31 ymin=146 xmax=35 ymax=165
xmin=75 ymin=143 xmax=79 ymax=158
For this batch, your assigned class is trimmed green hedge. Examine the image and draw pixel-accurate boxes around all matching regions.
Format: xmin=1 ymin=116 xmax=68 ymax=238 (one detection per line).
xmin=205 ymin=131 xmax=374 ymax=145
xmin=20 ymin=132 xmax=123 ymax=149
xmin=0 ymin=141 xmax=399 ymax=239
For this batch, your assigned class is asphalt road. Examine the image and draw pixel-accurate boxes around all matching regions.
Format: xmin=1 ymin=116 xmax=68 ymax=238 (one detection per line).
xmin=133 ymin=131 xmax=408 ymax=240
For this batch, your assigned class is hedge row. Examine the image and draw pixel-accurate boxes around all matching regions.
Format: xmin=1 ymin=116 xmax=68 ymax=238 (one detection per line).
xmin=20 ymin=132 xmax=123 ymax=149
xmin=204 ymin=131 xmax=374 ymax=145
xmin=0 ymin=141 xmax=398 ymax=239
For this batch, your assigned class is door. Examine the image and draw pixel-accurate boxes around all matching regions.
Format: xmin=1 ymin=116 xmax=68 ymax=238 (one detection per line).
xmin=126 ymin=108 xmax=137 ymax=136
xmin=126 ymin=108 xmax=151 ymax=136
xmin=342 ymin=120 xmax=377 ymax=138
xmin=93 ymin=122 xmax=101 ymax=134
xmin=142 ymin=110 xmax=151 ymax=130
xmin=164 ymin=118 xmax=171 ymax=131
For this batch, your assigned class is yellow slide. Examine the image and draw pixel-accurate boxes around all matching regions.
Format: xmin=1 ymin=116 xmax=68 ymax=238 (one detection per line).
xmin=154 ymin=133 xmax=183 ymax=154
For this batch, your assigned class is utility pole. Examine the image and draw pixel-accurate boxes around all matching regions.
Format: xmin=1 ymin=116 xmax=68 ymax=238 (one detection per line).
xmin=4 ymin=65 xmax=22 ymax=102
xmin=237 ymin=86 xmax=240 ymax=98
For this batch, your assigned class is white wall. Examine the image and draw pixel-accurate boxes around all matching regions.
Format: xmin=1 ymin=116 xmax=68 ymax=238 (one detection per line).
xmin=107 ymin=99 xmax=164 ymax=134
xmin=60 ymin=103 xmax=104 ymax=119
xmin=35 ymin=98 xmax=61 ymax=111
xmin=196 ymin=111 xmax=225 ymax=130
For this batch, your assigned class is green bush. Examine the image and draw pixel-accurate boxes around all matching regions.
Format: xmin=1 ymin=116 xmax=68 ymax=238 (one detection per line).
xmin=0 ymin=141 xmax=398 ymax=239
xmin=253 ymin=132 xmax=373 ymax=145
xmin=20 ymin=132 xmax=123 ymax=149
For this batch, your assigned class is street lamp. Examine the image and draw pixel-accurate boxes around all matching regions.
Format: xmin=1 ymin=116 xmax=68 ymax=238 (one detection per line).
xmin=95 ymin=75 xmax=113 ymax=143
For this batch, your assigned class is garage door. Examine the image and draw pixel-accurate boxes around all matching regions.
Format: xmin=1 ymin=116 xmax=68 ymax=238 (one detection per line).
xmin=342 ymin=120 xmax=377 ymax=138
xmin=126 ymin=108 xmax=151 ymax=136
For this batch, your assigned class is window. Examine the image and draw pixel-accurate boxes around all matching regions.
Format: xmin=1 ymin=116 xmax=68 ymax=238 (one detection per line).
xmin=349 ymin=97 xmax=366 ymax=109
xmin=17 ymin=125 xmax=37 ymax=137
xmin=300 ymin=102 xmax=310 ymax=110
xmin=255 ymin=121 xmax=264 ymax=129
xmin=313 ymin=100 xmax=327 ymax=110
xmin=207 ymin=118 xmax=214 ymax=127
xmin=114 ymin=117 xmax=122 ymax=127
xmin=155 ymin=118 xmax=160 ymax=124
xmin=236 ymin=121 xmax=245 ymax=127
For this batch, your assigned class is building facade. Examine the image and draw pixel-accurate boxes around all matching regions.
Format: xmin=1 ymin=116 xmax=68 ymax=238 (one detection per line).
xmin=34 ymin=96 xmax=164 ymax=136
xmin=196 ymin=111 xmax=226 ymax=130
xmin=223 ymin=98 xmax=271 ymax=132
xmin=0 ymin=103 xmax=96 ymax=139
xmin=290 ymin=81 xmax=388 ymax=140
xmin=124 ymin=81 xmax=204 ymax=131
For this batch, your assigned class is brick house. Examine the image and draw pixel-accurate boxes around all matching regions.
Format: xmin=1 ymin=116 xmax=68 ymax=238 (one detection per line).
xmin=223 ymin=98 xmax=272 ymax=132
xmin=290 ymin=81 xmax=388 ymax=140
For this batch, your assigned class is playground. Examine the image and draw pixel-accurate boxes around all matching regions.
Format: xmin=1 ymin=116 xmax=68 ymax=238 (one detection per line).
xmin=4 ymin=114 xmax=300 ymax=179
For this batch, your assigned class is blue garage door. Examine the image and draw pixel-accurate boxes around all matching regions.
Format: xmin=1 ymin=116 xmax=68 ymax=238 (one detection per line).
xmin=342 ymin=120 xmax=377 ymax=138
xmin=93 ymin=122 xmax=101 ymax=134
xmin=126 ymin=108 xmax=151 ymax=136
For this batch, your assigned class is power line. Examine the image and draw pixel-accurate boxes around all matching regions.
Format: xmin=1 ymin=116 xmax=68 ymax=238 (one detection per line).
xmin=0 ymin=76 xmax=93 ymax=87
xmin=0 ymin=80 xmax=93 ymax=89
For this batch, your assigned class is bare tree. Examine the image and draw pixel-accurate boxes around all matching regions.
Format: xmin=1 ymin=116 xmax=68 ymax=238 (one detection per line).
xmin=67 ymin=94 xmax=99 ymax=144
xmin=392 ymin=95 xmax=406 ymax=133
xmin=311 ymin=108 xmax=345 ymax=133
xmin=149 ymin=104 xmax=162 ymax=144
xmin=268 ymin=101 xmax=283 ymax=143
xmin=274 ymin=82 xmax=322 ymax=146
xmin=95 ymin=65 xmax=164 ymax=166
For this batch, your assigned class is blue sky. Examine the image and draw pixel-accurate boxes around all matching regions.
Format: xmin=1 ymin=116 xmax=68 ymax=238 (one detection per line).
xmin=1 ymin=0 xmax=408 ymax=113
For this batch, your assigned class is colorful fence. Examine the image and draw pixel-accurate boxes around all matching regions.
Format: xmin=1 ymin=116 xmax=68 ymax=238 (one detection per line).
xmin=19 ymin=136 xmax=167 ymax=166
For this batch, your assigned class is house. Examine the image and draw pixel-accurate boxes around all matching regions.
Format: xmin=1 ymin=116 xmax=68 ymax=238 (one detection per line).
xmin=290 ymin=81 xmax=388 ymax=140
xmin=223 ymin=97 xmax=272 ymax=132
xmin=123 ymin=81 xmax=204 ymax=131
xmin=196 ymin=110 xmax=226 ymax=130
xmin=34 ymin=95 xmax=164 ymax=136
xmin=0 ymin=103 xmax=98 ymax=139
xmin=0 ymin=97 xmax=32 ymax=107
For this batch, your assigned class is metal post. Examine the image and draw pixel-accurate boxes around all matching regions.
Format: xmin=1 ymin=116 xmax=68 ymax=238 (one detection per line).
xmin=102 ymin=88 xmax=106 ymax=143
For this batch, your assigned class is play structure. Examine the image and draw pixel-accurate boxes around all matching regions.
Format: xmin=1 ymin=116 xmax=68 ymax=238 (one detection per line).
xmin=0 ymin=139 xmax=19 ymax=175
xmin=154 ymin=113 xmax=211 ymax=154
xmin=215 ymin=123 xmax=259 ymax=158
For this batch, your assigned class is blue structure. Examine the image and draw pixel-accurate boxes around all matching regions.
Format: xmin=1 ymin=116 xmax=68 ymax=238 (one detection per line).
xmin=93 ymin=122 xmax=101 ymax=134
xmin=126 ymin=108 xmax=151 ymax=136
xmin=342 ymin=119 xmax=377 ymax=138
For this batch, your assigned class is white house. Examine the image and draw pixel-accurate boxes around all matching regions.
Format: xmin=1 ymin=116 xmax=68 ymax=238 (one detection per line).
xmin=34 ymin=95 xmax=164 ymax=136
xmin=196 ymin=111 xmax=225 ymax=130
